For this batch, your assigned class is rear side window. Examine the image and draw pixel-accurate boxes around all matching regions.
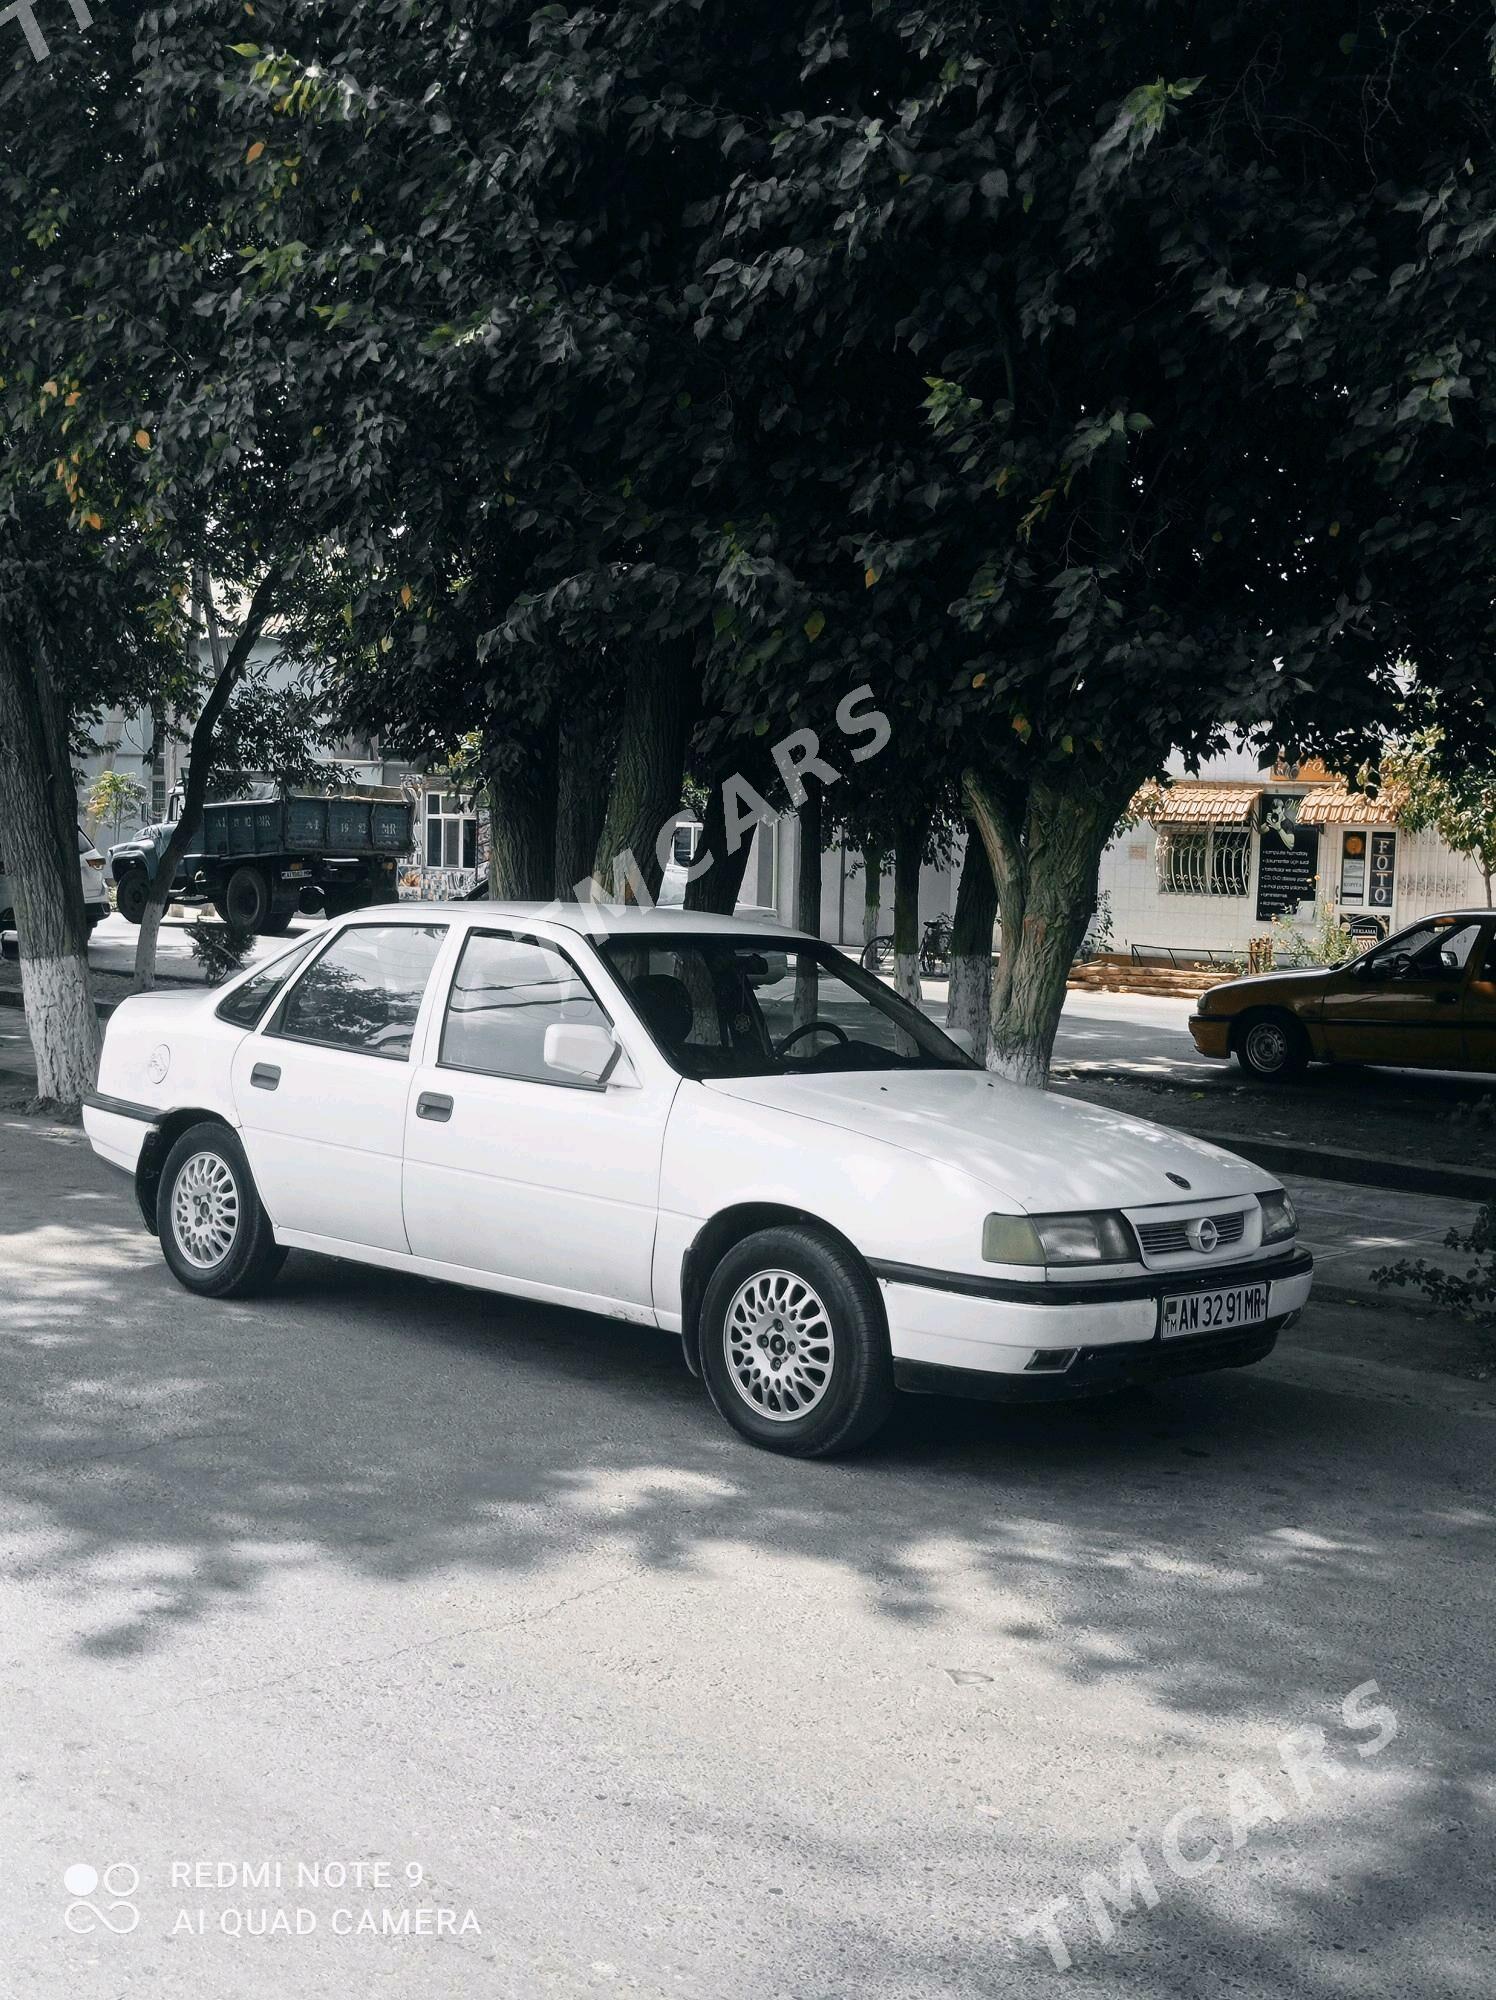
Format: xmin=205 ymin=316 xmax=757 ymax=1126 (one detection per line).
xmin=215 ymin=936 xmax=321 ymax=1028
xmin=440 ymin=932 xmax=611 ymax=1082
xmin=272 ymin=924 xmax=446 ymax=1060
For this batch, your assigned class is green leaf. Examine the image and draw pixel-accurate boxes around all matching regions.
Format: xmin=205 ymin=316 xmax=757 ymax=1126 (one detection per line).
xmin=803 ymin=608 xmax=825 ymax=641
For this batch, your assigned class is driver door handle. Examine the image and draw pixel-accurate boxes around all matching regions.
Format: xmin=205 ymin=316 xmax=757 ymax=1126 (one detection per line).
xmin=416 ymin=1091 xmax=453 ymax=1122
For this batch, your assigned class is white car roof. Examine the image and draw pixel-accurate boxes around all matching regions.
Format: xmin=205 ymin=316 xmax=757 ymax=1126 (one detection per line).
xmin=357 ymin=901 xmax=805 ymax=941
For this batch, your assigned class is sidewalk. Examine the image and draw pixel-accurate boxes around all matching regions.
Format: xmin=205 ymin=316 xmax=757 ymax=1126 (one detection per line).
xmin=1283 ymin=1173 xmax=1475 ymax=1304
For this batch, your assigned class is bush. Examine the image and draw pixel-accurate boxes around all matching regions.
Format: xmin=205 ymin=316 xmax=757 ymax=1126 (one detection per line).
xmin=187 ymin=922 xmax=257 ymax=985
xmin=1269 ymin=900 xmax=1358 ymax=968
xmin=1373 ymin=1202 xmax=1496 ymax=1344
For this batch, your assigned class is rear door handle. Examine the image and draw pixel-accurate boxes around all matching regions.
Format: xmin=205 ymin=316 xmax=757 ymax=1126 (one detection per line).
xmin=416 ymin=1091 xmax=453 ymax=1122
xmin=250 ymin=1063 xmax=281 ymax=1091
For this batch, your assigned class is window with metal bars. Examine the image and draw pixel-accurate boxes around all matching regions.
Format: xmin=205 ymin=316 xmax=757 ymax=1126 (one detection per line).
xmin=1155 ymin=826 xmax=1251 ymax=897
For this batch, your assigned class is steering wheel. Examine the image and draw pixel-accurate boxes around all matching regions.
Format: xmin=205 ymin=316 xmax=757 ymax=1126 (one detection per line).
xmin=776 ymin=1018 xmax=850 ymax=1057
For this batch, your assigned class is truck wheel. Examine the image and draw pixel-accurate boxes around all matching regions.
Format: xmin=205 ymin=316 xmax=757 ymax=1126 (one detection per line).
xmin=258 ymin=906 xmax=296 ymax=936
xmin=116 ymin=869 xmax=150 ymax=925
xmin=215 ymin=865 xmax=271 ymax=933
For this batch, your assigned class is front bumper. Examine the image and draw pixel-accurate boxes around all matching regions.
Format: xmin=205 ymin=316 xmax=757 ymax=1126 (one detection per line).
xmin=874 ymin=1246 xmax=1313 ymax=1401
xmin=1188 ymin=1014 xmax=1232 ymax=1058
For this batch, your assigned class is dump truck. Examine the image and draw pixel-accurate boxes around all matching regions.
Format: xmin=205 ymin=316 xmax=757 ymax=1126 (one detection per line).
xmin=107 ymin=784 xmax=414 ymax=935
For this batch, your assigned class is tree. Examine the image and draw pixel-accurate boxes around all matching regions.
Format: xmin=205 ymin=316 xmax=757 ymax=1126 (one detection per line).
xmin=85 ymin=767 xmax=146 ymax=845
xmin=690 ymin=1 xmax=1496 ymax=1081
xmin=0 ymin=486 xmax=183 ymax=1107
xmin=1377 ymin=729 xmax=1496 ymax=907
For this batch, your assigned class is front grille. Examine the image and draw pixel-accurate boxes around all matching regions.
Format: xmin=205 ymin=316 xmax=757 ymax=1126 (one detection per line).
xmin=1136 ymin=1209 xmax=1247 ymax=1257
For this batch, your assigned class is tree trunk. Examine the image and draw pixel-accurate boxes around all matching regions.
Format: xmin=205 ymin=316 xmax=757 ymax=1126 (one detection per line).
xmin=554 ymin=698 xmax=611 ymax=899
xmin=134 ymin=563 xmax=284 ymax=991
xmin=684 ymin=735 xmax=765 ymax=915
xmin=964 ymin=768 xmax=1125 ymax=1087
xmin=861 ymin=843 xmax=885 ymax=950
xmin=947 ymin=822 xmax=998 ymax=1059
xmin=793 ymin=778 xmax=823 ymax=1026
xmin=590 ymin=645 xmax=697 ymax=904
xmin=0 ymin=623 xmax=100 ymax=1109
xmin=892 ymin=819 xmax=924 ymax=1005
xmin=485 ymin=719 xmax=556 ymax=900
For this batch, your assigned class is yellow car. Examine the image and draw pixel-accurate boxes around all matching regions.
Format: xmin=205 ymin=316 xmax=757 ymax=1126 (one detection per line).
xmin=1189 ymin=911 xmax=1496 ymax=1081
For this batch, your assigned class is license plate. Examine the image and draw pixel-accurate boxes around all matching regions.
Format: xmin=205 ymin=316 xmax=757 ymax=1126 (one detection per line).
xmin=280 ymin=864 xmax=310 ymax=879
xmin=1160 ymin=1283 xmax=1270 ymax=1339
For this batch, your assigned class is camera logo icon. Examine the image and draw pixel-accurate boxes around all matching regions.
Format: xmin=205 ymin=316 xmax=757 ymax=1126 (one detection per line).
xmin=63 ymin=1862 xmax=140 ymax=1934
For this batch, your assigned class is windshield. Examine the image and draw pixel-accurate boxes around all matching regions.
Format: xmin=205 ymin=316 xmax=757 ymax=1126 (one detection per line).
xmin=599 ymin=934 xmax=972 ymax=1079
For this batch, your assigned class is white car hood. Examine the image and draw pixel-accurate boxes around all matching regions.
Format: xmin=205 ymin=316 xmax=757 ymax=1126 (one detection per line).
xmin=705 ymin=1069 xmax=1267 ymax=1211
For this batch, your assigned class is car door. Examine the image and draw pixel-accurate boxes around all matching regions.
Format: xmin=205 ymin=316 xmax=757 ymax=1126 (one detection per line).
xmin=1319 ymin=917 xmax=1484 ymax=1067
xmin=401 ymin=927 xmax=678 ymax=1315
xmin=1462 ymin=923 xmax=1496 ymax=1073
xmin=230 ymin=919 xmax=449 ymax=1251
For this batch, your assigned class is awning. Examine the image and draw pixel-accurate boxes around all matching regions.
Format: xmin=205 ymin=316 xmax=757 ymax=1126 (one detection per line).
xmin=1132 ymin=782 xmax=1261 ymax=826
xmin=1293 ymin=787 xmax=1399 ymax=826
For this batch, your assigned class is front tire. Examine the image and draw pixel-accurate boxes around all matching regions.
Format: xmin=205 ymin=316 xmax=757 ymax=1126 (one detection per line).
xmin=699 ymin=1226 xmax=895 ymax=1457
xmin=116 ymin=868 xmax=150 ymax=925
xmin=1234 ymin=1011 xmax=1309 ymax=1082
xmin=157 ymin=1122 xmax=286 ymax=1298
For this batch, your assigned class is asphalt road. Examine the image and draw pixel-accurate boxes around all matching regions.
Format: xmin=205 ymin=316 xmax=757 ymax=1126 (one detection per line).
xmin=1 ymin=1116 xmax=1491 ymax=1999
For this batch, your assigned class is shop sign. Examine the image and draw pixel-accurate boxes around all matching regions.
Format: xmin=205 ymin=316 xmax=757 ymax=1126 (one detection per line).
xmin=1255 ymin=796 xmax=1320 ymax=921
xmin=1367 ymin=829 xmax=1397 ymax=910
xmin=1339 ymin=831 xmax=1367 ymax=903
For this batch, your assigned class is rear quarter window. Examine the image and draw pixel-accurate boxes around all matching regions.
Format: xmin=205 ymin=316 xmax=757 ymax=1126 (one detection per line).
xmin=214 ymin=937 xmax=321 ymax=1028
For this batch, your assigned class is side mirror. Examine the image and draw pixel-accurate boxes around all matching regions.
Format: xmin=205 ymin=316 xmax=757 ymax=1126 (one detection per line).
xmin=544 ymin=1021 xmax=625 ymax=1086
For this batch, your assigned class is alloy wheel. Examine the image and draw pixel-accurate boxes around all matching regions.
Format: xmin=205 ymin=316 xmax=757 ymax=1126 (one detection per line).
xmin=723 ymin=1269 xmax=836 ymax=1422
xmin=170 ymin=1150 xmax=241 ymax=1269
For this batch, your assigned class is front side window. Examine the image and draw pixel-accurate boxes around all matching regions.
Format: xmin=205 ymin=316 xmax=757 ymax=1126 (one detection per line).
xmin=215 ymin=935 xmax=321 ymax=1028
xmin=440 ymin=932 xmax=612 ymax=1082
xmin=601 ymin=934 xmax=970 ymax=1080
xmin=272 ymin=924 xmax=446 ymax=1059
xmin=1363 ymin=918 xmax=1483 ymax=982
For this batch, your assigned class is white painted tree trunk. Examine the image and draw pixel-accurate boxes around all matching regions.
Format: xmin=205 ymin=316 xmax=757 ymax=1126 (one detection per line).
xmin=963 ymin=770 xmax=1129 ymax=1089
xmin=0 ymin=627 xmax=101 ymax=1109
xmin=19 ymin=952 xmax=100 ymax=1106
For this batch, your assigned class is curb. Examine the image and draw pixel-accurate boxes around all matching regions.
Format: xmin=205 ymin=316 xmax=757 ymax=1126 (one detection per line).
xmin=1192 ymin=1129 xmax=1496 ymax=1206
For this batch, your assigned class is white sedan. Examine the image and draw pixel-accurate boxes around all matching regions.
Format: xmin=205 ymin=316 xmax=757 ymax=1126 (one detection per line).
xmin=83 ymin=905 xmax=1313 ymax=1457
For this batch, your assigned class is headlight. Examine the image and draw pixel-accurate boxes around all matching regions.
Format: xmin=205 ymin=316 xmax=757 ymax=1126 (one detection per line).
xmin=983 ymin=1210 xmax=1137 ymax=1267
xmin=1257 ymin=1189 xmax=1298 ymax=1244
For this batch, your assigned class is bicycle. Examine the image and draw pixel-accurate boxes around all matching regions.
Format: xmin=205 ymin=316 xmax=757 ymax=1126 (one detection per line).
xmin=859 ymin=913 xmax=953 ymax=978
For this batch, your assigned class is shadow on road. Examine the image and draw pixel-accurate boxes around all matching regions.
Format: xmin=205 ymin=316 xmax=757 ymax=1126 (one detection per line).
xmin=2 ymin=1125 xmax=1492 ymax=1993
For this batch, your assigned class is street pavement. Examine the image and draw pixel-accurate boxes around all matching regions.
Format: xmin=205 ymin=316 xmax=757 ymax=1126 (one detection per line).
xmin=1 ymin=1114 xmax=1491 ymax=2000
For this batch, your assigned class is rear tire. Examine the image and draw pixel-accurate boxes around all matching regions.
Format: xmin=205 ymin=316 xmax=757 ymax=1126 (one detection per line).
xmin=1234 ymin=1010 xmax=1309 ymax=1082
xmin=699 ymin=1225 xmax=896 ymax=1457
xmin=116 ymin=869 xmax=150 ymax=925
xmin=214 ymin=865 xmax=272 ymax=933
xmin=157 ymin=1122 xmax=286 ymax=1299
xmin=258 ymin=904 xmax=296 ymax=936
